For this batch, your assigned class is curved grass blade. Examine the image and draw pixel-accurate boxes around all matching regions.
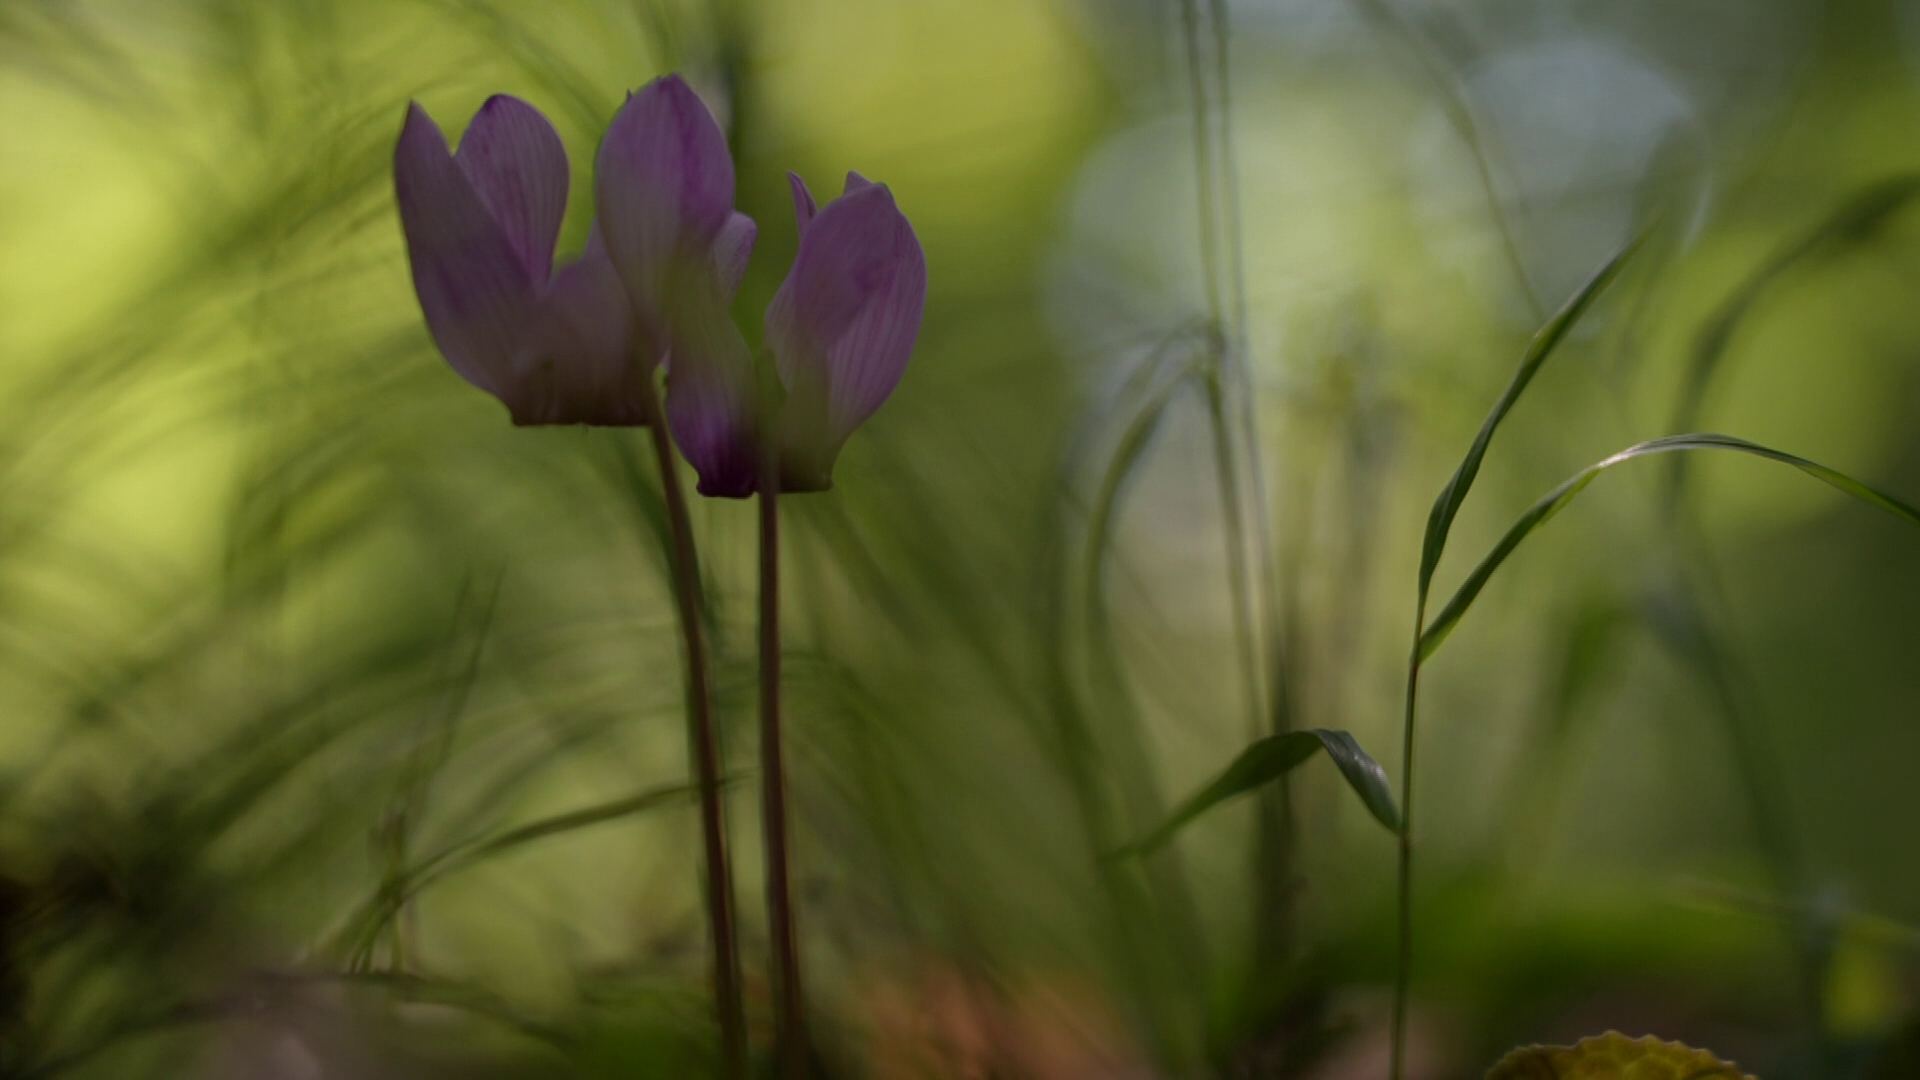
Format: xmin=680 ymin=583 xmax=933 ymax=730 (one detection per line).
xmin=1419 ymin=433 xmax=1920 ymax=661
xmin=1420 ymin=240 xmax=1640 ymax=598
xmin=1676 ymin=176 xmax=1920 ymax=437
xmin=1123 ymin=729 xmax=1399 ymax=856
xmin=337 ymin=778 xmax=723 ymax=965
xmin=1663 ymin=176 xmax=1920 ymax=511
xmin=1081 ymin=327 xmax=1207 ymax=613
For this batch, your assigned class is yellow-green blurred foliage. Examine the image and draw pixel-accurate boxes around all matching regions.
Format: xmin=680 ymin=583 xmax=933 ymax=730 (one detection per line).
xmin=2 ymin=1 xmax=1919 ymax=1077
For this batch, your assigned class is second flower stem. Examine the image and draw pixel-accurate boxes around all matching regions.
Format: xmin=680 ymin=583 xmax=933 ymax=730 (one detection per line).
xmin=759 ymin=457 xmax=807 ymax=1078
xmin=635 ymin=373 xmax=747 ymax=1079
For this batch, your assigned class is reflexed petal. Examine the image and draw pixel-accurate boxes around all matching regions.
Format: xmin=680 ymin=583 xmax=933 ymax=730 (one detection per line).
xmin=787 ymin=172 xmax=817 ymax=234
xmin=595 ymin=75 xmax=736 ymax=321
xmin=394 ymin=101 xmax=538 ymax=397
xmin=714 ymin=211 xmax=757 ymax=299
xmin=506 ymin=245 xmax=643 ymax=426
xmin=763 ymin=183 xmax=899 ymax=386
xmin=764 ymin=181 xmax=925 ymax=491
xmin=453 ymin=95 xmax=569 ymax=285
xmin=819 ymin=196 xmax=925 ymax=440
xmin=663 ymin=280 xmax=761 ymax=497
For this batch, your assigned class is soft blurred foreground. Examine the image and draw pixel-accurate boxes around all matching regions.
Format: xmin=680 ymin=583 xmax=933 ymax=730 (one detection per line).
xmin=2 ymin=1 xmax=1920 ymax=1077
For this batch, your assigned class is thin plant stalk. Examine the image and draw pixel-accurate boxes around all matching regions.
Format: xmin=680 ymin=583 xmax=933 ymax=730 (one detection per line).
xmin=1350 ymin=0 xmax=1545 ymax=324
xmin=1385 ymin=242 xmax=1638 ymax=1079
xmin=1177 ymin=0 xmax=1268 ymax=806
xmin=634 ymin=369 xmax=747 ymax=1079
xmin=1174 ymin=0 xmax=1262 ymax=736
xmin=1390 ymin=599 xmax=1425 ymax=1080
xmin=758 ymin=426 xmax=808 ymax=1079
xmin=1180 ymin=0 xmax=1301 ymax=1014
xmin=1202 ymin=0 xmax=1285 ymax=658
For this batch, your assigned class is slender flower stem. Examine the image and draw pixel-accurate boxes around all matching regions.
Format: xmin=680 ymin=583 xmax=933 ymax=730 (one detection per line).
xmin=1390 ymin=597 xmax=1427 ymax=1080
xmin=758 ymin=468 xmax=807 ymax=1078
xmin=634 ymin=372 xmax=746 ymax=1079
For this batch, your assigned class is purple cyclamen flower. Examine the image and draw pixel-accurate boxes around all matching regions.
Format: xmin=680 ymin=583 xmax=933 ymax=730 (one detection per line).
xmin=395 ymin=87 xmax=754 ymax=425
xmin=594 ymin=75 xmax=764 ymax=493
xmin=648 ymin=169 xmax=927 ymax=498
xmin=764 ymin=172 xmax=927 ymax=494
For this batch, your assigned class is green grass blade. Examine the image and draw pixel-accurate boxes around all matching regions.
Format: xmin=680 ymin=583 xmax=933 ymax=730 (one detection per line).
xmin=336 ymin=779 xmax=719 ymax=965
xmin=1084 ymin=348 xmax=1202 ymax=614
xmin=1123 ymin=729 xmax=1400 ymax=856
xmin=1662 ymin=176 xmax=1920 ymax=510
xmin=1311 ymin=729 xmax=1401 ymax=833
xmin=1419 ymin=240 xmax=1641 ymax=598
xmin=1676 ymin=176 xmax=1920 ymax=437
xmin=1419 ymin=433 xmax=1920 ymax=660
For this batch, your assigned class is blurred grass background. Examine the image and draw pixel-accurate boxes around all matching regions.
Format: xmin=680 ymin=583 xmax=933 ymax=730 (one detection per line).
xmin=2 ymin=0 xmax=1920 ymax=1077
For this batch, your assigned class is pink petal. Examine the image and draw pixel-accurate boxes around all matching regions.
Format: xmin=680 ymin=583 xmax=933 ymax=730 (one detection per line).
xmin=819 ymin=193 xmax=925 ymax=441
xmin=763 ymin=183 xmax=899 ymax=380
xmin=787 ymin=172 xmax=818 ymax=234
xmin=394 ymin=101 xmax=540 ymax=398
xmin=453 ymin=95 xmax=569 ymax=286
xmin=842 ymin=171 xmax=875 ymax=195
xmin=764 ymin=181 xmax=924 ymax=491
xmin=663 ymin=282 xmax=761 ymax=497
xmin=713 ymin=211 xmax=757 ymax=300
xmin=594 ymin=75 xmax=736 ymax=330
xmin=506 ymin=245 xmax=643 ymax=426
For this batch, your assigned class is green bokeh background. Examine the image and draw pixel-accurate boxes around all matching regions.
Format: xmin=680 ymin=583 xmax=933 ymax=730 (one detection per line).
xmin=2 ymin=1 xmax=1919 ymax=1077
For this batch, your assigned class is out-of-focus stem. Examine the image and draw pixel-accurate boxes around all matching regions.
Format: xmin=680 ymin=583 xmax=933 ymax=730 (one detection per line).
xmin=634 ymin=371 xmax=747 ymax=1079
xmin=758 ymin=458 xmax=807 ymax=1079
xmin=1181 ymin=0 xmax=1299 ymax=1019
xmin=1350 ymin=0 xmax=1544 ymax=324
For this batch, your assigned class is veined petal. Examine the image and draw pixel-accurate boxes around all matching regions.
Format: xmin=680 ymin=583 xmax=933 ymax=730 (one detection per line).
xmin=764 ymin=182 xmax=899 ymax=385
xmin=453 ymin=95 xmax=569 ymax=285
xmin=663 ymin=280 xmax=761 ymax=497
xmin=714 ymin=211 xmax=757 ymax=299
xmin=595 ymin=75 xmax=736 ymax=325
xmin=819 ymin=193 xmax=925 ymax=441
xmin=507 ymin=243 xmax=643 ymax=426
xmin=765 ymin=181 xmax=924 ymax=491
xmin=787 ymin=172 xmax=817 ymax=234
xmin=394 ymin=101 xmax=538 ymax=397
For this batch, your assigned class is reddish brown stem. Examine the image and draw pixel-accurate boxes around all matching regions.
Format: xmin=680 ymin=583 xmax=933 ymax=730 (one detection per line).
xmin=759 ymin=459 xmax=807 ymax=1078
xmin=635 ymin=373 xmax=747 ymax=1079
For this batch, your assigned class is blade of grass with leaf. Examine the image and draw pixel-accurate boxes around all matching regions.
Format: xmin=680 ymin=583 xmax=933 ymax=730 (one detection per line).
xmin=1394 ymin=240 xmax=1639 ymax=1080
